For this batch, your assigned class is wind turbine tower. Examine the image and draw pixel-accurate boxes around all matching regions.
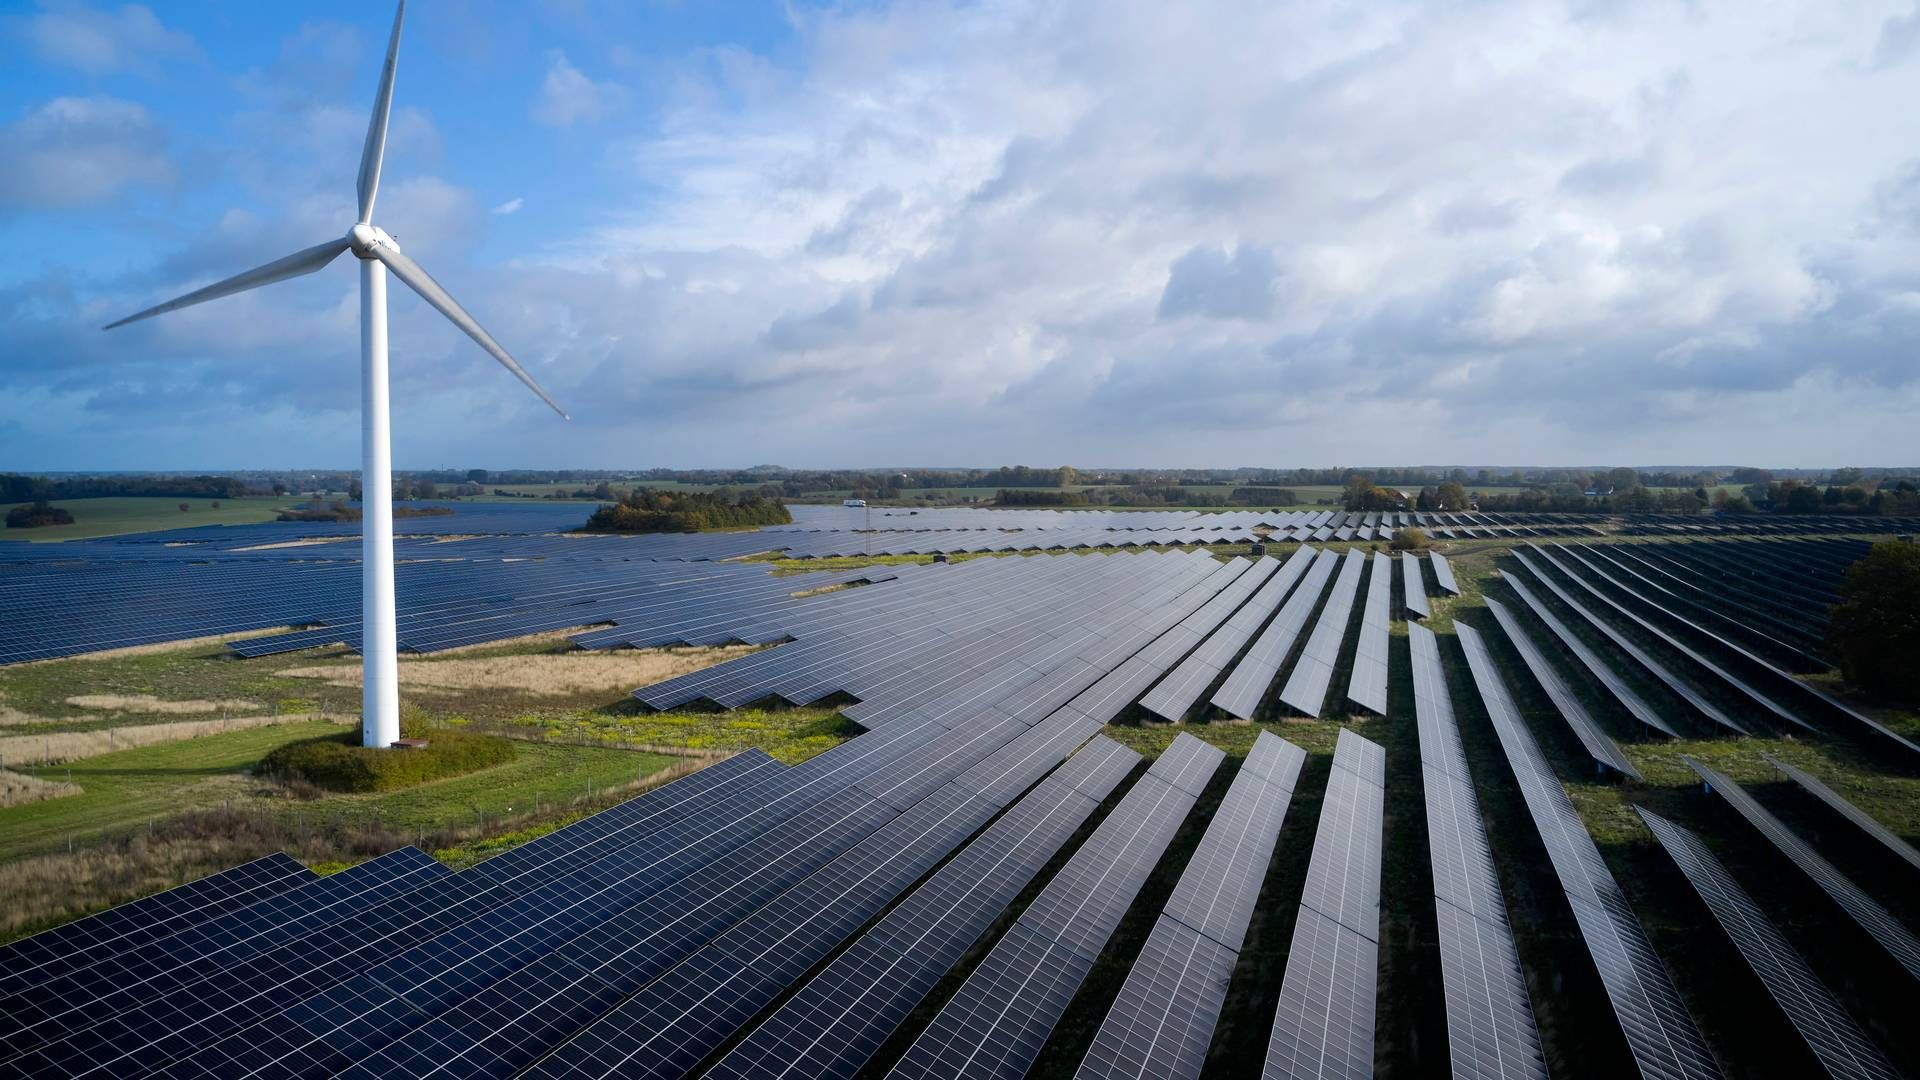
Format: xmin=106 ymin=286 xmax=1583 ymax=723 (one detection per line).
xmin=104 ymin=1 xmax=567 ymax=749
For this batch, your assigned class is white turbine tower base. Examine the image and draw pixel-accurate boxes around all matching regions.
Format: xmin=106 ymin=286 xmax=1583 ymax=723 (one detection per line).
xmin=103 ymin=1 xmax=567 ymax=749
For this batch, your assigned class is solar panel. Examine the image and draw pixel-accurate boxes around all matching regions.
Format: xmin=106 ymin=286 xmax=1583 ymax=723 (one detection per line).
xmin=1429 ymin=551 xmax=1460 ymax=595
xmin=1078 ymin=732 xmax=1306 ymax=1080
xmin=1408 ymin=623 xmax=1548 ymax=1080
xmin=1684 ymin=757 xmax=1920 ymax=982
xmin=1402 ymin=554 xmax=1431 ymax=620
xmin=1482 ymin=597 xmax=1639 ymax=779
xmin=1262 ymin=728 xmax=1385 ymax=1080
xmin=887 ymin=733 xmax=1225 ymax=1080
xmin=1344 ymin=553 xmax=1392 ymax=717
xmin=1636 ymin=809 xmax=1900 ymax=1080
xmin=703 ymin=737 xmax=1141 ymax=1080
xmin=1761 ymin=754 xmax=1920 ymax=875
xmin=1456 ymin=622 xmax=1721 ymax=1080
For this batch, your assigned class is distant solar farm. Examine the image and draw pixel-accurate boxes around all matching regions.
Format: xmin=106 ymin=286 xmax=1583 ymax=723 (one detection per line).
xmin=1 ymin=503 xmax=1917 ymax=1078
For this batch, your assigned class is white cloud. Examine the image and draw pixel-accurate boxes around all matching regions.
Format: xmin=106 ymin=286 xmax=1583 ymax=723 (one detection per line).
xmin=532 ymin=51 xmax=622 ymax=128
xmin=10 ymin=0 xmax=1920 ymax=468
xmin=492 ymin=197 xmax=524 ymax=215
xmin=16 ymin=1 xmax=198 ymax=76
xmin=0 ymin=96 xmax=172 ymax=209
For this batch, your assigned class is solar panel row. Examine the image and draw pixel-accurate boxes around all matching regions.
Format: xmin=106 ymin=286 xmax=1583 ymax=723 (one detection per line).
xmin=1683 ymin=758 xmax=1920 ymax=982
xmin=1635 ymin=809 xmax=1900 ymax=1080
xmin=1078 ymin=732 xmax=1307 ymax=1080
xmin=1279 ymin=550 xmax=1368 ymax=718
xmin=1212 ymin=548 xmax=1339 ymax=720
xmin=1344 ymin=553 xmax=1392 ymax=716
xmin=1499 ymin=572 xmax=1680 ymax=738
xmin=1140 ymin=547 xmax=1317 ymax=722
xmin=1408 ymin=623 xmax=1547 ymax=1080
xmin=1402 ymin=554 xmax=1431 ymax=620
xmin=1456 ymin=622 xmax=1721 ymax=1080
xmin=887 ymin=733 xmax=1226 ymax=1080
xmin=1482 ymin=597 xmax=1640 ymax=779
xmin=1761 ymin=754 xmax=1920 ymax=875
xmin=1263 ymin=728 xmax=1386 ymax=1080
xmin=1267 ymin=722 xmax=1390 ymax=1076
xmin=1508 ymin=550 xmax=1746 ymax=735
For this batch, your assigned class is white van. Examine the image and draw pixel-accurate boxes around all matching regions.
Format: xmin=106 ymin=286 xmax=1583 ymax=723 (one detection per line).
xmin=843 ymin=498 xmax=867 ymax=508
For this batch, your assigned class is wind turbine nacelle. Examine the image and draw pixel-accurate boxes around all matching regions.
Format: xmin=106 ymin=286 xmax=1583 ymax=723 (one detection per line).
xmin=349 ymin=223 xmax=399 ymax=259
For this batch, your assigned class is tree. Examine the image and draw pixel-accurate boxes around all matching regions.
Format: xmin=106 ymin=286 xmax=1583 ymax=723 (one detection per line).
xmin=1826 ymin=541 xmax=1920 ymax=701
xmin=1435 ymin=481 xmax=1468 ymax=510
xmin=1058 ymin=466 xmax=1078 ymax=488
xmin=5 ymin=500 xmax=74 ymax=528
xmin=466 ymin=469 xmax=490 ymax=484
xmin=1389 ymin=527 xmax=1430 ymax=551
xmin=1607 ymin=467 xmax=1639 ymax=494
xmin=178 ymin=503 xmax=190 ymax=513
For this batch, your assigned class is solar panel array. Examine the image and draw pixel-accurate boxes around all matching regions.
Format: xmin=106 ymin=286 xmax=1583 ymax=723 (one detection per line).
xmin=1344 ymin=553 xmax=1392 ymax=716
xmin=1456 ymin=622 xmax=1722 ymax=1080
xmin=1408 ymin=624 xmax=1548 ymax=1080
xmin=1140 ymin=546 xmax=1314 ymax=722
xmin=888 ymin=733 xmax=1225 ymax=1080
xmin=1636 ymin=809 xmax=1901 ymax=1080
xmin=1211 ymin=548 xmax=1339 ymax=719
xmin=1278 ymin=550 xmax=1368 ymax=718
xmin=1508 ymin=549 xmax=1745 ymax=735
xmin=1077 ymin=732 xmax=1308 ymax=1080
xmin=1762 ymin=754 xmax=1920 ymax=875
xmin=1482 ymin=597 xmax=1640 ymax=779
xmin=707 ymin=737 xmax=1142 ymax=1080
xmin=1684 ymin=758 xmax=1920 ymax=982
xmin=1429 ymin=551 xmax=1460 ymax=595
xmin=1500 ymin=572 xmax=1680 ymax=738
xmin=1263 ymin=728 xmax=1386 ymax=1080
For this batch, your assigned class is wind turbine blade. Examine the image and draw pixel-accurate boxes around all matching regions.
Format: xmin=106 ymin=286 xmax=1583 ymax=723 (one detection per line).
xmin=356 ymin=0 xmax=406 ymax=223
xmin=102 ymin=237 xmax=352 ymax=330
xmin=371 ymin=245 xmax=570 ymax=419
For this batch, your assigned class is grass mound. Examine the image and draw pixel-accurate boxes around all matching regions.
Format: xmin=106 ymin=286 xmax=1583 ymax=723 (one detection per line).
xmin=259 ymin=726 xmax=515 ymax=792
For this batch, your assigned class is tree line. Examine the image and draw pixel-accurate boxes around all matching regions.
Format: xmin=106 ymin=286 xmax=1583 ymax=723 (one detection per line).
xmin=582 ymin=490 xmax=793 ymax=533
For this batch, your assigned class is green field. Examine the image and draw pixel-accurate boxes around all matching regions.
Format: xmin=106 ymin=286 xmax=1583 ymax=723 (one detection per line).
xmin=0 ymin=495 xmax=292 ymax=541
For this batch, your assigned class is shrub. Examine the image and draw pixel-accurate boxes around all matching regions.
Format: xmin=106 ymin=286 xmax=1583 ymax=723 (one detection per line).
xmin=1389 ymin=527 xmax=1430 ymax=551
xmin=259 ymin=727 xmax=515 ymax=792
xmin=1826 ymin=541 xmax=1920 ymax=702
xmin=4 ymin=501 xmax=74 ymax=529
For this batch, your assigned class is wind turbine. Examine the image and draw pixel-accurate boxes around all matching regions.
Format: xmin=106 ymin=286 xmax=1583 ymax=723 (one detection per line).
xmin=103 ymin=0 xmax=566 ymax=750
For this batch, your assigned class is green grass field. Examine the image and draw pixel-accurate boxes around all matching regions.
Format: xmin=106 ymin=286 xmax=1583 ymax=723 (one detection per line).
xmin=0 ymin=495 xmax=292 ymax=542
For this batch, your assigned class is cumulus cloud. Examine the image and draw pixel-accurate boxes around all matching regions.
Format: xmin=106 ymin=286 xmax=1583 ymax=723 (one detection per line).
xmin=9 ymin=0 xmax=1920 ymax=468
xmin=492 ymin=196 xmax=524 ymax=215
xmin=1158 ymin=245 xmax=1282 ymax=321
xmin=532 ymin=51 xmax=622 ymax=128
xmin=0 ymin=96 xmax=171 ymax=209
xmin=15 ymin=2 xmax=198 ymax=76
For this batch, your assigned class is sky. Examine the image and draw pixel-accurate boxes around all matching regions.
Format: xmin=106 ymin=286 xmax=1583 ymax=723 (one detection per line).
xmin=3 ymin=0 xmax=1920 ymax=472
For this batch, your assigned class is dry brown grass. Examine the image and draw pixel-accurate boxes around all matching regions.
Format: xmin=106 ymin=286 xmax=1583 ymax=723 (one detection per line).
xmin=276 ymin=645 xmax=759 ymax=697
xmin=0 ymin=713 xmax=354 ymax=766
xmin=0 ymin=757 xmax=704 ymax=943
xmin=0 ymin=768 xmax=82 ymax=807
xmin=64 ymin=694 xmax=262 ymax=714
xmin=0 ymin=700 xmax=93 ymax=728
